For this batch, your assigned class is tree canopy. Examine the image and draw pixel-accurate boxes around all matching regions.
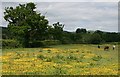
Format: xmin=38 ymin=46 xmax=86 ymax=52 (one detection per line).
xmin=76 ymin=28 xmax=87 ymax=33
xmin=4 ymin=2 xmax=49 ymax=47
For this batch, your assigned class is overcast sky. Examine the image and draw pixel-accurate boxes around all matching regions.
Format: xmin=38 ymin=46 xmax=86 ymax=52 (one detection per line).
xmin=0 ymin=1 xmax=119 ymax=32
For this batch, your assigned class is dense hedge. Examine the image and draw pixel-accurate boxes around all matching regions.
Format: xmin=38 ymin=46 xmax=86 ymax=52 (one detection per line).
xmin=29 ymin=41 xmax=44 ymax=48
xmin=2 ymin=39 xmax=21 ymax=48
xmin=2 ymin=39 xmax=62 ymax=48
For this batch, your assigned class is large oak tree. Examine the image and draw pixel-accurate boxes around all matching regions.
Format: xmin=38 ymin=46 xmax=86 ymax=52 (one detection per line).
xmin=4 ymin=2 xmax=49 ymax=47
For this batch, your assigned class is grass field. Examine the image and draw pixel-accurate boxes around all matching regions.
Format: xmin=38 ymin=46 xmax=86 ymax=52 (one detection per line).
xmin=1 ymin=44 xmax=119 ymax=75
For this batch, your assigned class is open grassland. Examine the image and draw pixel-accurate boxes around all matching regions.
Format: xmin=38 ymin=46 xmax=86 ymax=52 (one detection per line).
xmin=1 ymin=44 xmax=119 ymax=75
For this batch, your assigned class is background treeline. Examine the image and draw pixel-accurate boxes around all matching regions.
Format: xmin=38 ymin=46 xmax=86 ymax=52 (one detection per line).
xmin=1 ymin=2 xmax=120 ymax=48
xmin=2 ymin=26 xmax=120 ymax=48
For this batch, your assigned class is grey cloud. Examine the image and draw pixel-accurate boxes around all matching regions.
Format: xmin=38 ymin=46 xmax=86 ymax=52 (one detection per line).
xmin=1 ymin=2 xmax=118 ymax=32
xmin=1 ymin=0 xmax=118 ymax=2
xmin=45 ymin=3 xmax=118 ymax=32
xmin=0 ymin=2 xmax=2 ymax=26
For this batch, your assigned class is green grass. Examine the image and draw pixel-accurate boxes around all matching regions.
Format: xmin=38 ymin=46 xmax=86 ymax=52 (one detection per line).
xmin=2 ymin=44 xmax=119 ymax=75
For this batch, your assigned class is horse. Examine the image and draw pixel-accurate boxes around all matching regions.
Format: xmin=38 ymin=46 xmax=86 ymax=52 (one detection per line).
xmin=98 ymin=45 xmax=100 ymax=48
xmin=104 ymin=46 xmax=109 ymax=51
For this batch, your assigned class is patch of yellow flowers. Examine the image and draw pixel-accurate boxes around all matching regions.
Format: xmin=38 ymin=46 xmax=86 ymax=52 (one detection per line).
xmin=1 ymin=47 xmax=118 ymax=75
xmin=83 ymin=53 xmax=96 ymax=59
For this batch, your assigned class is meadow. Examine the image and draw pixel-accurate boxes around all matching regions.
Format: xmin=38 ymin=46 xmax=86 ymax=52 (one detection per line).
xmin=1 ymin=44 xmax=119 ymax=75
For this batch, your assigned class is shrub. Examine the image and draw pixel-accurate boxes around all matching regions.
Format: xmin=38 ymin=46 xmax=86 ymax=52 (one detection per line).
xmin=2 ymin=39 xmax=21 ymax=48
xmin=29 ymin=41 xmax=44 ymax=48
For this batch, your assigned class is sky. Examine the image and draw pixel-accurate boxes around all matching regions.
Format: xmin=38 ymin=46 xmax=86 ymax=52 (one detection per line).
xmin=0 ymin=0 xmax=119 ymax=32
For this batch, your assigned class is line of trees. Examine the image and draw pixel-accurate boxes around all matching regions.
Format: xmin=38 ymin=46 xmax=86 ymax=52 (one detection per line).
xmin=2 ymin=2 xmax=120 ymax=48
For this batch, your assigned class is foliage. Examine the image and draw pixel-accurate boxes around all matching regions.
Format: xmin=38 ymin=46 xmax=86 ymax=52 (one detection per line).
xmin=68 ymin=33 xmax=82 ymax=44
xmin=2 ymin=2 xmax=120 ymax=48
xmin=102 ymin=32 xmax=120 ymax=42
xmin=2 ymin=39 xmax=21 ymax=48
xmin=2 ymin=27 xmax=12 ymax=39
xmin=76 ymin=28 xmax=87 ymax=33
xmin=81 ymin=33 xmax=92 ymax=44
xmin=29 ymin=41 xmax=44 ymax=48
xmin=60 ymin=31 xmax=71 ymax=44
xmin=89 ymin=33 xmax=102 ymax=44
xmin=2 ymin=25 xmax=120 ymax=47
xmin=4 ymin=2 xmax=49 ymax=47
xmin=50 ymin=22 xmax=64 ymax=41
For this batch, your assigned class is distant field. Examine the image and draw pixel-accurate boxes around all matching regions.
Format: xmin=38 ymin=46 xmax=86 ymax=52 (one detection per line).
xmin=1 ymin=44 xmax=119 ymax=75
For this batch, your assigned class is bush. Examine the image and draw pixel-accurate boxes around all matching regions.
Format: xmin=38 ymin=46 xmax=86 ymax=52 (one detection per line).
xmin=29 ymin=41 xmax=44 ymax=48
xmin=41 ymin=40 xmax=61 ymax=46
xmin=2 ymin=39 xmax=21 ymax=48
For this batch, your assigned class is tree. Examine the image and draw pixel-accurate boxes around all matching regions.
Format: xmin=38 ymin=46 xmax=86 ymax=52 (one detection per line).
xmin=62 ymin=31 xmax=73 ymax=44
xmin=2 ymin=27 xmax=10 ymax=39
xmin=76 ymin=28 xmax=87 ymax=33
xmin=52 ymin=22 xmax=64 ymax=41
xmin=68 ymin=32 xmax=82 ymax=44
xmin=81 ymin=33 xmax=92 ymax=44
xmin=94 ymin=30 xmax=103 ymax=34
xmin=4 ymin=2 xmax=49 ymax=47
xmin=90 ymin=33 xmax=102 ymax=44
xmin=102 ymin=32 xmax=119 ymax=42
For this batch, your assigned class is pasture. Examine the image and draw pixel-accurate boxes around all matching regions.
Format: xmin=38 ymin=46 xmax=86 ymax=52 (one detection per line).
xmin=1 ymin=44 xmax=119 ymax=75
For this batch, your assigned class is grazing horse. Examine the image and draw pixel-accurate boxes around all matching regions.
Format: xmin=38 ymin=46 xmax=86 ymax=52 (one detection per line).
xmin=104 ymin=46 xmax=109 ymax=51
xmin=98 ymin=45 xmax=100 ymax=48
